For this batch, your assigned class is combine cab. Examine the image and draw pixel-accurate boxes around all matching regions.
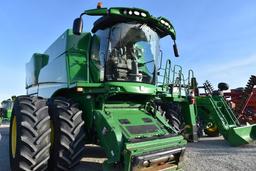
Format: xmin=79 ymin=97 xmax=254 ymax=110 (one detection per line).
xmin=9 ymin=5 xmax=187 ymax=171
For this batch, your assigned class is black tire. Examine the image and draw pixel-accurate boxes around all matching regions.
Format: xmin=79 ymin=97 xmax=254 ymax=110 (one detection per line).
xmin=218 ymin=82 xmax=229 ymax=91
xmin=9 ymin=96 xmax=51 ymax=171
xmin=48 ymin=97 xmax=86 ymax=171
xmin=165 ymin=109 xmax=182 ymax=133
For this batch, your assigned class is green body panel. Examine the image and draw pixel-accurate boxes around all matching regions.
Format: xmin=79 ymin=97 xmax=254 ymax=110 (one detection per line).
xmin=104 ymin=82 xmax=156 ymax=95
xmin=93 ymin=107 xmax=180 ymax=163
xmin=25 ymin=7 xmax=187 ymax=170
xmin=225 ymin=125 xmax=256 ymax=146
xmin=181 ymin=103 xmax=197 ymax=141
xmin=6 ymin=109 xmax=12 ymax=120
xmin=26 ymin=30 xmax=91 ymax=96
xmin=196 ymin=95 xmax=256 ymax=146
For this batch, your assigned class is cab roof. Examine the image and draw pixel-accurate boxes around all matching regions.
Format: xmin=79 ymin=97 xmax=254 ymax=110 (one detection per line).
xmin=82 ymin=7 xmax=176 ymax=40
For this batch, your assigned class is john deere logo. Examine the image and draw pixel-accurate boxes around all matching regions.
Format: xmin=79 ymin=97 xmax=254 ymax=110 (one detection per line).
xmin=139 ymin=86 xmax=145 ymax=92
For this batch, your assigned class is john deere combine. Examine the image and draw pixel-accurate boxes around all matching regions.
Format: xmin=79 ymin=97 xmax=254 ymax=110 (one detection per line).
xmin=9 ymin=5 xmax=187 ymax=171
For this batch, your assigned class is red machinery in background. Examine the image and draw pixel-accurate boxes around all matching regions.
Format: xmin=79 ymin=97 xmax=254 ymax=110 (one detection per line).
xmin=224 ymin=75 xmax=256 ymax=124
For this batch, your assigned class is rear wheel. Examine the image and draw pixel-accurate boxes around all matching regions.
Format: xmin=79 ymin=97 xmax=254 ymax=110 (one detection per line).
xmin=9 ymin=96 xmax=51 ymax=171
xmin=48 ymin=97 xmax=86 ymax=171
xmin=156 ymin=102 xmax=183 ymax=133
xmin=165 ymin=109 xmax=182 ymax=133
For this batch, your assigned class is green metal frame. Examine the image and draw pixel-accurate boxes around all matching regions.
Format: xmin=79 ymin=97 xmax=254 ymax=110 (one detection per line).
xmin=196 ymin=95 xmax=256 ymax=146
xmin=158 ymin=60 xmax=256 ymax=146
xmin=157 ymin=59 xmax=198 ymax=142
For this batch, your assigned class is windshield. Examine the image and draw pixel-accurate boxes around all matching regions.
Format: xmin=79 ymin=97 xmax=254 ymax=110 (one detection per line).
xmin=92 ymin=22 xmax=160 ymax=84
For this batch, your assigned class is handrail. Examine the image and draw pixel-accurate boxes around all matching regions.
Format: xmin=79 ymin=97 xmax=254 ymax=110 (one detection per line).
xmin=157 ymin=58 xmax=195 ymax=97
xmin=188 ymin=69 xmax=194 ymax=86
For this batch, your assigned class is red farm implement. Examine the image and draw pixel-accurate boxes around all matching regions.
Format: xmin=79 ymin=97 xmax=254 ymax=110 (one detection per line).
xmin=224 ymin=75 xmax=256 ymax=124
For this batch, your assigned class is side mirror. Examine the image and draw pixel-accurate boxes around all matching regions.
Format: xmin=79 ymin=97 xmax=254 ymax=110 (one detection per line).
xmin=11 ymin=96 xmax=16 ymax=101
xmin=173 ymin=42 xmax=179 ymax=57
xmin=73 ymin=18 xmax=83 ymax=35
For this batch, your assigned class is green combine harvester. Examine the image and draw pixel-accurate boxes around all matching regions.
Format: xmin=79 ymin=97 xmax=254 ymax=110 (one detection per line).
xmin=0 ymin=98 xmax=14 ymax=121
xmin=9 ymin=5 xmax=187 ymax=171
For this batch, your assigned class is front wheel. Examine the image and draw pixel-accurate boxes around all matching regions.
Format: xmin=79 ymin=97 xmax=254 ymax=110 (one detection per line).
xmin=9 ymin=96 xmax=51 ymax=171
xmin=48 ymin=97 xmax=86 ymax=171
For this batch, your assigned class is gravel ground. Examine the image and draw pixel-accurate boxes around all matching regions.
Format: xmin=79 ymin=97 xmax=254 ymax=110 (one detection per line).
xmin=1 ymin=122 xmax=256 ymax=171
xmin=183 ymin=137 xmax=256 ymax=171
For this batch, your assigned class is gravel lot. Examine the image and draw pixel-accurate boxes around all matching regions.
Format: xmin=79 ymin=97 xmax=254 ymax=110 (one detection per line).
xmin=1 ymin=122 xmax=255 ymax=171
xmin=184 ymin=137 xmax=256 ymax=171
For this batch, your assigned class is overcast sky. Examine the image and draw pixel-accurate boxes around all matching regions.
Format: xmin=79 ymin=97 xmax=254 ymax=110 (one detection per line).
xmin=0 ymin=0 xmax=256 ymax=101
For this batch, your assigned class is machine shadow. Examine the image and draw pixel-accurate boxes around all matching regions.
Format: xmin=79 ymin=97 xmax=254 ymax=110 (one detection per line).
xmin=74 ymin=144 xmax=107 ymax=171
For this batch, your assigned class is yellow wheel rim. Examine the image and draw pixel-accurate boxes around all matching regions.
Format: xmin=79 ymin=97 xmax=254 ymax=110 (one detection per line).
xmin=11 ymin=116 xmax=17 ymax=158
xmin=206 ymin=124 xmax=218 ymax=132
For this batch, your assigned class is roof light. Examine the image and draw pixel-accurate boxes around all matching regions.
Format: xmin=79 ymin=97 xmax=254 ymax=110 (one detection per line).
xmin=128 ymin=10 xmax=133 ymax=15
xmin=160 ymin=19 xmax=172 ymax=29
xmin=76 ymin=87 xmax=84 ymax=92
xmin=141 ymin=12 xmax=147 ymax=17
xmin=160 ymin=19 xmax=166 ymax=24
xmin=134 ymin=11 xmax=140 ymax=16
xmin=123 ymin=10 xmax=127 ymax=15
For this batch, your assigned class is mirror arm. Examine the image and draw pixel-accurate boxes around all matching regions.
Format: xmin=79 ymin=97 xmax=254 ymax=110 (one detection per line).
xmin=79 ymin=12 xmax=86 ymax=18
xmin=173 ymin=40 xmax=179 ymax=57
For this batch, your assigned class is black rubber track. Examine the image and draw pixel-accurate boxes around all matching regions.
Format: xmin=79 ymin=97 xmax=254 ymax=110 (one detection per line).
xmin=48 ymin=97 xmax=86 ymax=171
xmin=9 ymin=96 xmax=51 ymax=171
